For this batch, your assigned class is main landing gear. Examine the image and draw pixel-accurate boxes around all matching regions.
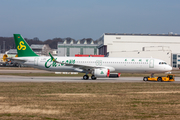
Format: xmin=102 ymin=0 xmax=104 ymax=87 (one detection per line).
xmin=83 ymin=75 xmax=96 ymax=80
xmin=83 ymin=75 xmax=89 ymax=80
xmin=91 ymin=75 xmax=96 ymax=80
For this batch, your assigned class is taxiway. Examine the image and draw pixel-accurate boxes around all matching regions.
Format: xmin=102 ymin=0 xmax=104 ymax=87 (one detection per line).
xmin=0 ymin=68 xmax=180 ymax=83
xmin=0 ymin=75 xmax=180 ymax=83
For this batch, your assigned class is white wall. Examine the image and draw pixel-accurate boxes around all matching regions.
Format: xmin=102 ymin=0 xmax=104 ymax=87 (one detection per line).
xmin=83 ymin=48 xmax=94 ymax=55
xmin=104 ymin=35 xmax=180 ymax=53
xmin=58 ymin=48 xmax=66 ymax=56
xmin=70 ymin=48 xmax=80 ymax=56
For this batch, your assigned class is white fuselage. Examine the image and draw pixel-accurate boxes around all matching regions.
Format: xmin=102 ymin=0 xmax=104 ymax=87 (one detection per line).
xmin=14 ymin=56 xmax=172 ymax=74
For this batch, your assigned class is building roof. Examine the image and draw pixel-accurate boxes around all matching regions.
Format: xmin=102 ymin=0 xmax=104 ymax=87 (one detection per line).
xmin=80 ymin=39 xmax=86 ymax=44
xmin=58 ymin=39 xmax=97 ymax=45
xmin=104 ymin=33 xmax=180 ymax=36
xmin=63 ymin=39 xmax=76 ymax=44
xmin=30 ymin=44 xmax=45 ymax=49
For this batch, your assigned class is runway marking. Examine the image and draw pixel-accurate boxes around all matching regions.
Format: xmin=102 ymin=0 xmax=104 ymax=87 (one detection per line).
xmin=0 ymin=96 xmax=63 ymax=115
xmin=0 ymin=104 xmax=63 ymax=115
xmin=132 ymin=91 xmax=180 ymax=94
xmin=0 ymin=97 xmax=6 ymax=99
xmin=45 ymin=93 xmax=123 ymax=98
xmin=45 ymin=93 xmax=97 ymax=97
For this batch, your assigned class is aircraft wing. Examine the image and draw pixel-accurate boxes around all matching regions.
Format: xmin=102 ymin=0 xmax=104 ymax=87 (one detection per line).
xmin=66 ymin=63 xmax=103 ymax=69
xmin=8 ymin=57 xmax=26 ymax=63
xmin=49 ymin=53 xmax=115 ymax=71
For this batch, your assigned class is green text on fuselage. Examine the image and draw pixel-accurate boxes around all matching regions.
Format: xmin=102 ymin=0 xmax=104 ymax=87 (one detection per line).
xmin=45 ymin=58 xmax=75 ymax=68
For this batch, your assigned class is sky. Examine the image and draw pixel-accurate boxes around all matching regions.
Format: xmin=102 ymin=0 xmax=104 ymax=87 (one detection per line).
xmin=0 ymin=0 xmax=180 ymax=41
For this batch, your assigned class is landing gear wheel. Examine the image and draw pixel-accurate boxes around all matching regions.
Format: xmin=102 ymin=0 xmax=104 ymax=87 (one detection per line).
xmin=143 ymin=77 xmax=148 ymax=81
xmin=91 ymin=75 xmax=96 ymax=80
xmin=157 ymin=77 xmax=162 ymax=82
xmin=83 ymin=75 xmax=89 ymax=80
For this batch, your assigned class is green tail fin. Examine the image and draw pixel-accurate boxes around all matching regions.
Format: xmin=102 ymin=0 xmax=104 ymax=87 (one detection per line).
xmin=14 ymin=34 xmax=38 ymax=57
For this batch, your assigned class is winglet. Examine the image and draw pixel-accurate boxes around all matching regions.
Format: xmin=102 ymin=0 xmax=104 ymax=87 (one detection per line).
xmin=49 ymin=52 xmax=56 ymax=62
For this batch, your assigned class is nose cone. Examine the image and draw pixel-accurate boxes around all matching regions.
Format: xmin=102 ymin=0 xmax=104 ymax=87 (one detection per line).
xmin=167 ymin=65 xmax=172 ymax=71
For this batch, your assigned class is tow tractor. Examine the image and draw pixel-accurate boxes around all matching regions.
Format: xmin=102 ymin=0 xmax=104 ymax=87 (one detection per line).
xmin=143 ymin=74 xmax=175 ymax=82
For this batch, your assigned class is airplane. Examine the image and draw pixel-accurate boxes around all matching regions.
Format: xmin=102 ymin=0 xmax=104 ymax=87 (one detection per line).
xmin=11 ymin=34 xmax=172 ymax=80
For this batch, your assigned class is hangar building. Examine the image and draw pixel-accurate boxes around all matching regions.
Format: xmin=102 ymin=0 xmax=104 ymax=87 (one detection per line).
xmin=57 ymin=39 xmax=98 ymax=57
xmin=97 ymin=33 xmax=180 ymax=68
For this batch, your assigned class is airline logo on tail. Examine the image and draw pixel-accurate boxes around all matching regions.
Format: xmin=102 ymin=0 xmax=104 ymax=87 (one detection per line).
xmin=17 ymin=41 xmax=26 ymax=50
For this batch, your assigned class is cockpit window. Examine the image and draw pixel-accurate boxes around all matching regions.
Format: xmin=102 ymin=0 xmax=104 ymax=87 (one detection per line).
xmin=159 ymin=62 xmax=167 ymax=65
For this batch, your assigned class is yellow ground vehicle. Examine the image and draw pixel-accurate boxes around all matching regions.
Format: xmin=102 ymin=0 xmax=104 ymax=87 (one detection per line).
xmin=143 ymin=74 xmax=175 ymax=82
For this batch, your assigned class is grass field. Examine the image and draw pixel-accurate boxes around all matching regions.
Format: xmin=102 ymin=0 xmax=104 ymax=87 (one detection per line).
xmin=0 ymin=82 xmax=180 ymax=119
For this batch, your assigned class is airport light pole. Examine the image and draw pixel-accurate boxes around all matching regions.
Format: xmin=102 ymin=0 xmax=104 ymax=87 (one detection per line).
xmin=3 ymin=41 xmax=5 ymax=54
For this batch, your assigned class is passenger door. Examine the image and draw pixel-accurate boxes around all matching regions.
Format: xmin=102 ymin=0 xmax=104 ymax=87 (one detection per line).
xmin=149 ymin=59 xmax=154 ymax=68
xmin=34 ymin=58 xmax=39 ymax=66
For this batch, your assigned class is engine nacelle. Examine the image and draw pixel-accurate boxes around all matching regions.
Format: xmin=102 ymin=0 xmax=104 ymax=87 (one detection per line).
xmin=93 ymin=69 xmax=110 ymax=77
xmin=3 ymin=54 xmax=8 ymax=62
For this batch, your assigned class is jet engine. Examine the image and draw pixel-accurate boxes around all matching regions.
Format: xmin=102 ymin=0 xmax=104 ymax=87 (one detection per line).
xmin=93 ymin=68 xmax=110 ymax=77
xmin=3 ymin=54 xmax=8 ymax=62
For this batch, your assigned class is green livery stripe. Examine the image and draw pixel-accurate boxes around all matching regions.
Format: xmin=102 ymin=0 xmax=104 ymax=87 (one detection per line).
xmin=14 ymin=34 xmax=38 ymax=57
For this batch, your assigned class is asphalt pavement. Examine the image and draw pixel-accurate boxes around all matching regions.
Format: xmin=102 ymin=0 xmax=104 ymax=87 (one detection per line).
xmin=0 ymin=69 xmax=180 ymax=83
xmin=0 ymin=75 xmax=180 ymax=83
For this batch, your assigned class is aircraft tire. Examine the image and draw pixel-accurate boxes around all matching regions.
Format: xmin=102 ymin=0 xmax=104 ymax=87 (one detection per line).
xmin=91 ymin=75 xmax=96 ymax=80
xmin=157 ymin=77 xmax=162 ymax=82
xmin=143 ymin=77 xmax=148 ymax=81
xmin=83 ymin=75 xmax=89 ymax=80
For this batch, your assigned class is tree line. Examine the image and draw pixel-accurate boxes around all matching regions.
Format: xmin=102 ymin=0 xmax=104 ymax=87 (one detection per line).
xmin=0 ymin=37 xmax=95 ymax=53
